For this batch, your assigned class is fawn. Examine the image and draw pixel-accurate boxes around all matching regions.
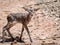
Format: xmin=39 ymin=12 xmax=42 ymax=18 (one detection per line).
xmin=2 ymin=6 xmax=39 ymax=43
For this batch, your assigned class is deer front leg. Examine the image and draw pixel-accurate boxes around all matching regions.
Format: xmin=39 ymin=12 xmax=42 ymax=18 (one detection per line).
xmin=20 ymin=25 xmax=24 ymax=40
xmin=24 ymin=24 xmax=33 ymax=42
xmin=19 ymin=25 xmax=25 ymax=43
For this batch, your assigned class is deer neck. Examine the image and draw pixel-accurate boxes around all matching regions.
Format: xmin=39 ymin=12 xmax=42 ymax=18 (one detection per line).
xmin=27 ymin=12 xmax=33 ymax=22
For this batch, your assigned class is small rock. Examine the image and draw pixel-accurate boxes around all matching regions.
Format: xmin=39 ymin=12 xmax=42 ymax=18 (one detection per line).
xmin=11 ymin=40 xmax=17 ymax=45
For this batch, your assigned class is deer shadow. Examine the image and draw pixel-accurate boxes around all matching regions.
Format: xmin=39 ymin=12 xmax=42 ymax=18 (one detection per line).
xmin=0 ymin=36 xmax=25 ymax=43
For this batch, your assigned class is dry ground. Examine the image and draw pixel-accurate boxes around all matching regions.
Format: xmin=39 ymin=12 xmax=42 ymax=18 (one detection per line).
xmin=0 ymin=0 xmax=60 ymax=45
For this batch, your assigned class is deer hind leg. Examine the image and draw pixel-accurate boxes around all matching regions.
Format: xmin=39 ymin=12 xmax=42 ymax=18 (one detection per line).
xmin=2 ymin=22 xmax=17 ymax=42
xmin=24 ymin=24 xmax=33 ymax=42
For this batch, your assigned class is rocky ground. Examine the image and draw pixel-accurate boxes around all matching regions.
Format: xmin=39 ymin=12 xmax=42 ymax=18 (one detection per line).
xmin=0 ymin=0 xmax=60 ymax=45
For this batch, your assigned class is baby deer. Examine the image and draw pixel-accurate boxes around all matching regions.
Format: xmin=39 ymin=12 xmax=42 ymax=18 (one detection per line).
xmin=2 ymin=7 xmax=39 ymax=43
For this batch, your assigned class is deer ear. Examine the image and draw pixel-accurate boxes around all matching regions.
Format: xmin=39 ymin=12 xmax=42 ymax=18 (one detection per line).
xmin=22 ymin=7 xmax=27 ymax=11
xmin=34 ymin=8 xmax=40 ymax=11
